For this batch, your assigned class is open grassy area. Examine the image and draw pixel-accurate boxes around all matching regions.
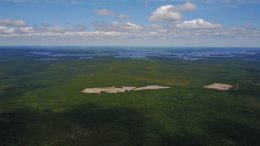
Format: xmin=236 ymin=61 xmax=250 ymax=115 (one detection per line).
xmin=0 ymin=49 xmax=260 ymax=146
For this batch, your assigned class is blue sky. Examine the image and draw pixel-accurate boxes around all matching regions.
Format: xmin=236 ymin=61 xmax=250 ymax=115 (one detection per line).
xmin=0 ymin=0 xmax=260 ymax=47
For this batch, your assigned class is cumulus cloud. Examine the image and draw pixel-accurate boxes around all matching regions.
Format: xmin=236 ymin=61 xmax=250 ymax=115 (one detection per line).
xmin=149 ymin=2 xmax=196 ymax=22
xmin=170 ymin=1 xmax=196 ymax=12
xmin=0 ymin=26 xmax=34 ymax=34
xmin=118 ymin=14 xmax=128 ymax=20
xmin=93 ymin=21 xmax=142 ymax=32
xmin=150 ymin=6 xmax=181 ymax=22
xmin=0 ymin=1 xmax=259 ymax=46
xmin=0 ymin=18 xmax=259 ymax=45
xmin=0 ymin=19 xmax=34 ymax=35
xmin=176 ymin=19 xmax=222 ymax=29
xmin=0 ymin=0 xmax=85 ymax=5
xmin=95 ymin=9 xmax=129 ymax=22
xmin=144 ymin=0 xmax=260 ymax=5
xmin=95 ymin=9 xmax=113 ymax=16
xmin=0 ymin=19 xmax=27 ymax=27
xmin=37 ymin=25 xmax=66 ymax=33
xmin=0 ymin=26 xmax=13 ymax=34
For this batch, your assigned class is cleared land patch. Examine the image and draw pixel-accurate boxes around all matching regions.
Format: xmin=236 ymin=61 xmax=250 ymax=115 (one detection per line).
xmin=82 ymin=85 xmax=170 ymax=94
xmin=204 ymin=83 xmax=233 ymax=91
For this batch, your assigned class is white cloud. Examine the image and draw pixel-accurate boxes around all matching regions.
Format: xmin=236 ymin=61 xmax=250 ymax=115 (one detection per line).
xmin=150 ymin=7 xmax=181 ymax=22
xmin=0 ymin=26 xmax=13 ymax=34
xmin=38 ymin=25 xmax=66 ymax=33
xmin=0 ymin=18 xmax=259 ymax=46
xmin=149 ymin=5 xmax=181 ymax=22
xmin=144 ymin=0 xmax=260 ymax=5
xmin=149 ymin=24 xmax=167 ymax=34
xmin=0 ymin=19 xmax=33 ymax=35
xmin=0 ymin=19 xmax=26 ymax=27
xmin=171 ymin=2 xmax=196 ymax=12
xmin=0 ymin=26 xmax=34 ymax=34
xmin=176 ymin=19 xmax=222 ymax=29
xmin=125 ymin=22 xmax=143 ymax=31
xmin=15 ymin=26 xmax=34 ymax=33
xmin=0 ymin=0 xmax=84 ymax=4
xmin=149 ymin=2 xmax=196 ymax=22
xmin=118 ymin=14 xmax=128 ymax=20
xmin=93 ymin=21 xmax=143 ymax=32
xmin=95 ymin=9 xmax=113 ymax=16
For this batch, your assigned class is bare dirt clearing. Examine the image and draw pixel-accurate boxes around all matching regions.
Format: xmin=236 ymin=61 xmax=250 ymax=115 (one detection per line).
xmin=82 ymin=85 xmax=170 ymax=94
xmin=204 ymin=83 xmax=233 ymax=91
